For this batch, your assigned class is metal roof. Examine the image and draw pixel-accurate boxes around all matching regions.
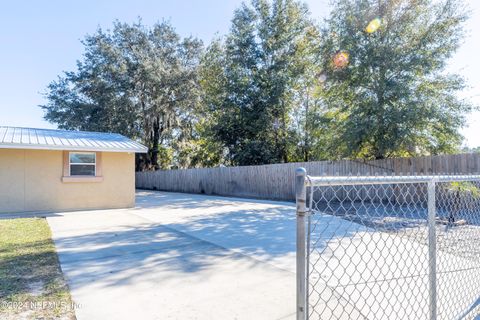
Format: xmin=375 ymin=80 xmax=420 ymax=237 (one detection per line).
xmin=0 ymin=126 xmax=148 ymax=153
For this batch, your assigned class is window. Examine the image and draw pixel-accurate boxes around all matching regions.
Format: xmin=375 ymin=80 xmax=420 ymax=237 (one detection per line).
xmin=69 ymin=152 xmax=96 ymax=176
xmin=62 ymin=151 xmax=103 ymax=183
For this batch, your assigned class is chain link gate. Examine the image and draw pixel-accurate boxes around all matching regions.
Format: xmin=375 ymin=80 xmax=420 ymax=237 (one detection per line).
xmin=295 ymin=168 xmax=480 ymax=320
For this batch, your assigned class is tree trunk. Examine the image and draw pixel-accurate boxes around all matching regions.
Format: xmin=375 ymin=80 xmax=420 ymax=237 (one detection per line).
xmin=304 ymin=88 xmax=310 ymax=162
xmin=281 ymin=100 xmax=288 ymax=163
xmin=150 ymin=118 xmax=160 ymax=170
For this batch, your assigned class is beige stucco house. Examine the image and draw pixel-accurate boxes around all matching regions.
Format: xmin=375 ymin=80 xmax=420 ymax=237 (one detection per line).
xmin=0 ymin=126 xmax=148 ymax=213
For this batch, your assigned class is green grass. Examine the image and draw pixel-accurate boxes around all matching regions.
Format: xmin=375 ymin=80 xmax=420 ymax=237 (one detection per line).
xmin=0 ymin=218 xmax=75 ymax=319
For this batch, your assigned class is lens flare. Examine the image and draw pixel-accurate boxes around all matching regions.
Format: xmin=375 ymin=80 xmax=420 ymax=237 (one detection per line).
xmin=333 ymin=51 xmax=349 ymax=69
xmin=366 ymin=18 xmax=381 ymax=34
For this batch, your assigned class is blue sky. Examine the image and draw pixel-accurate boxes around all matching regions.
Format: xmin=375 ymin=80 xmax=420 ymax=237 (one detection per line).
xmin=1 ymin=0 xmax=479 ymax=146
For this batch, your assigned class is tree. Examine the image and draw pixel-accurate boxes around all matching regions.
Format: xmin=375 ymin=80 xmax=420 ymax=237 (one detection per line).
xmin=201 ymin=0 xmax=319 ymax=165
xmin=315 ymin=0 xmax=472 ymax=160
xmin=41 ymin=21 xmax=203 ymax=170
xmin=42 ymin=0 xmax=474 ymax=170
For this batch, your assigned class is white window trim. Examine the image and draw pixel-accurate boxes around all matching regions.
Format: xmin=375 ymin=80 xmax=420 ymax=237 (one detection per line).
xmin=69 ymin=151 xmax=96 ymax=176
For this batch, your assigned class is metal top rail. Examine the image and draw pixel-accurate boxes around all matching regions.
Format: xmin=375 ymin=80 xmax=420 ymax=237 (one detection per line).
xmin=305 ymin=174 xmax=480 ymax=187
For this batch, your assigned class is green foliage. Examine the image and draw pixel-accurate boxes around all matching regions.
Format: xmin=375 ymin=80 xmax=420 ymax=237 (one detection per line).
xmin=200 ymin=0 xmax=320 ymax=165
xmin=462 ymin=146 xmax=480 ymax=153
xmin=315 ymin=0 xmax=472 ymax=159
xmin=41 ymin=20 xmax=203 ymax=170
xmin=447 ymin=181 xmax=480 ymax=198
xmin=170 ymin=119 xmax=227 ymax=169
xmin=156 ymin=145 xmax=174 ymax=170
xmin=42 ymin=0 xmax=473 ymax=169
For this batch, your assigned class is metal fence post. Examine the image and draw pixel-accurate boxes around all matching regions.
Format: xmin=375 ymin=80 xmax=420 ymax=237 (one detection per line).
xmin=427 ymin=180 xmax=437 ymax=320
xmin=296 ymin=167 xmax=307 ymax=320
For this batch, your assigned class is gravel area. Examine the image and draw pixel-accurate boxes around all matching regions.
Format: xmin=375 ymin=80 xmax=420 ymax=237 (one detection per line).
xmin=314 ymin=201 xmax=480 ymax=261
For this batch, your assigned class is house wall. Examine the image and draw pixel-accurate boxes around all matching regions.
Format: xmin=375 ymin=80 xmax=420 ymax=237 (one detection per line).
xmin=0 ymin=149 xmax=135 ymax=213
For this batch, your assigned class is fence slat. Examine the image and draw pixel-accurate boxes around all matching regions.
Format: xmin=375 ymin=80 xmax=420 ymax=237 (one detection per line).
xmin=136 ymin=153 xmax=480 ymax=201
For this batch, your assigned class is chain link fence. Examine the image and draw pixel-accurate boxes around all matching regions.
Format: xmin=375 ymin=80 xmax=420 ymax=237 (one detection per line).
xmin=295 ymin=168 xmax=480 ymax=320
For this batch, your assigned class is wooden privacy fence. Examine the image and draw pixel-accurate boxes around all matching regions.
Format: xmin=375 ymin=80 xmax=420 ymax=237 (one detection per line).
xmin=135 ymin=153 xmax=480 ymax=202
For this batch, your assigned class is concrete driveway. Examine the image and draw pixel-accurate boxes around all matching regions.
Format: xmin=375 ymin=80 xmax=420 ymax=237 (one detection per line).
xmin=47 ymin=191 xmax=298 ymax=320
xmin=46 ymin=190 xmax=480 ymax=320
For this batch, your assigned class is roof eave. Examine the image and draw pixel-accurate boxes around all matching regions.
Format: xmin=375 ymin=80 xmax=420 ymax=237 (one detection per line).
xmin=0 ymin=143 xmax=148 ymax=153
